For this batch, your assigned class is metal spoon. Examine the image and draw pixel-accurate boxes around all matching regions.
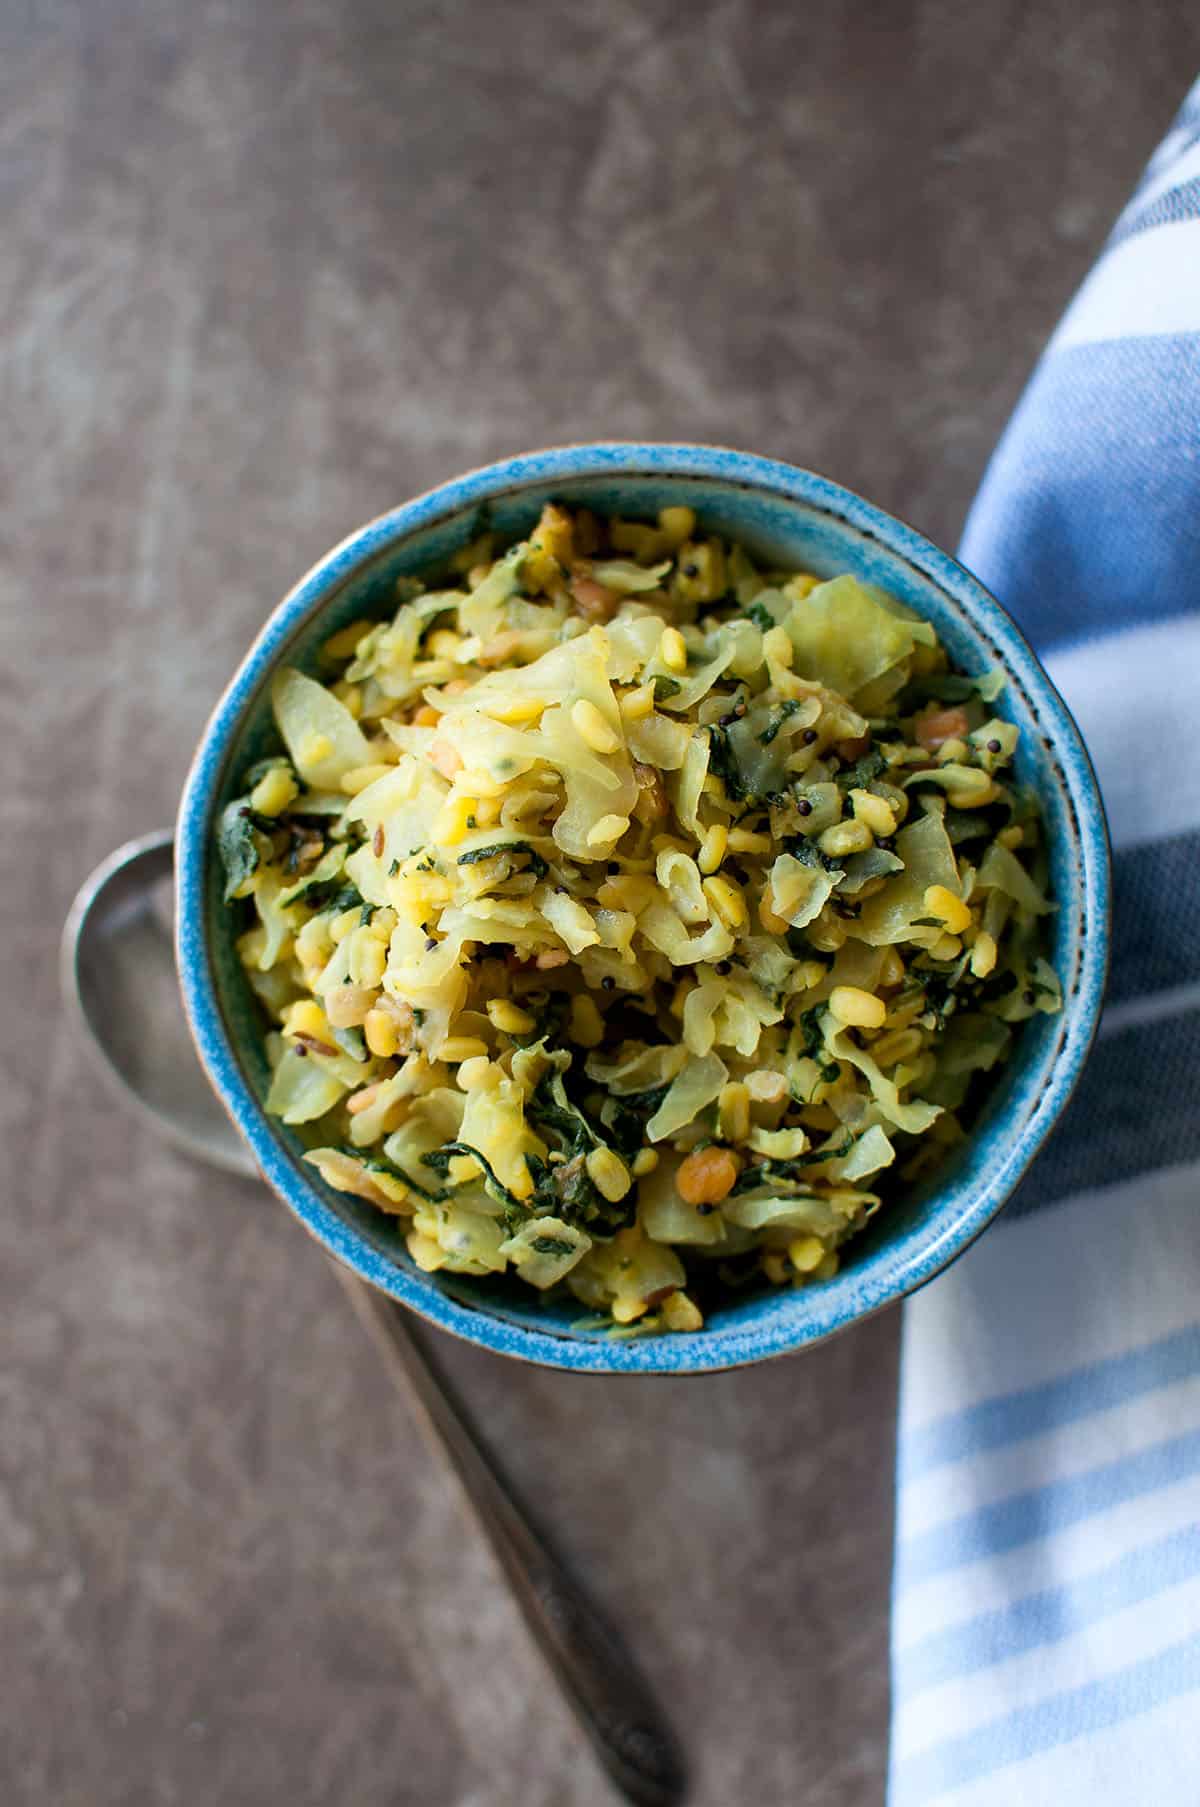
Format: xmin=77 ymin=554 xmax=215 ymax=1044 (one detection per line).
xmin=62 ymin=831 xmax=686 ymax=1807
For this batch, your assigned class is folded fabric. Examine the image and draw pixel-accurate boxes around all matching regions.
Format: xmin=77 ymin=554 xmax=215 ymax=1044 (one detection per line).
xmin=889 ymin=78 xmax=1200 ymax=1806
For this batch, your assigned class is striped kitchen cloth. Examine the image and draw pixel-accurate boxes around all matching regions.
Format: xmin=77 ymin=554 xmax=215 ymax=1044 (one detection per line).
xmin=889 ymin=78 xmax=1200 ymax=1806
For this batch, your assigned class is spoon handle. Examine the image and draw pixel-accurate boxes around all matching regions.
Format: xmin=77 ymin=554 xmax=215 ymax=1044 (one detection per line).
xmin=335 ymin=1266 xmax=687 ymax=1807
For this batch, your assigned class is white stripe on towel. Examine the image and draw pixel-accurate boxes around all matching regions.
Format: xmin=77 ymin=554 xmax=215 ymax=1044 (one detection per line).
xmin=1115 ymin=138 xmax=1200 ymax=224
xmin=1047 ymin=218 xmax=1200 ymax=349
xmin=1044 ymin=614 xmax=1200 ymax=848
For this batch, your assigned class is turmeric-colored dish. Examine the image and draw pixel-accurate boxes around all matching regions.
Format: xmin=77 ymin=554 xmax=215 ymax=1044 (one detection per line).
xmin=219 ymin=504 xmax=1059 ymax=1332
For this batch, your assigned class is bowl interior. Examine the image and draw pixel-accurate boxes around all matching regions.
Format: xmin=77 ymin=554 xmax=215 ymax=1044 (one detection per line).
xmin=179 ymin=449 xmax=1107 ymax=1372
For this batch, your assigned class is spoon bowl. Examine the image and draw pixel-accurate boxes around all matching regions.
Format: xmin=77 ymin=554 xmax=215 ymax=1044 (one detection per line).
xmin=61 ymin=832 xmax=255 ymax=1175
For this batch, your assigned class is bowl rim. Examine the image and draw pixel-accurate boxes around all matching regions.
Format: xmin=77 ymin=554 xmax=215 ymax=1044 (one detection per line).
xmin=176 ymin=441 xmax=1111 ymax=1374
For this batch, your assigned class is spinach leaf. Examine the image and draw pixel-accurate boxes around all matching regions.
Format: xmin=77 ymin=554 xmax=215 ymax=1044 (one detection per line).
xmin=758 ymin=699 xmax=803 ymax=746
xmin=509 ymin=992 xmax=569 ymax=1049
xmin=293 ymin=878 xmax=365 ymax=914
xmin=423 ymin=1142 xmax=528 ymax=1223
xmin=783 ymin=834 xmax=841 ymax=873
xmin=730 ymin=1136 xmax=854 ymax=1197
xmin=716 ymin=1252 xmax=774 ymax=1291
xmin=706 ymin=723 xmax=749 ymax=801
xmin=810 ymin=1132 xmax=855 ymax=1163
xmin=526 ymin=1151 xmax=606 ymax=1227
xmin=795 ymin=1003 xmax=841 ymax=1082
xmin=838 ymin=747 xmax=887 ymax=789
xmin=798 ymin=1004 xmax=828 ymax=1057
xmin=217 ymin=801 xmax=266 ymax=902
xmin=457 ymin=841 xmax=549 ymax=880
xmin=525 ymin=1072 xmax=641 ymax=1230
xmin=600 ymin=1085 xmax=670 ymax=1159
xmin=530 ymin=1233 xmax=579 ymax=1257
xmin=528 ymin=1069 xmax=597 ymax=1158
xmin=525 ymin=1074 xmax=618 ymax=1227
xmin=355 ymin=1149 xmax=447 ymax=1204
xmin=916 ymin=968 xmax=961 ymax=1030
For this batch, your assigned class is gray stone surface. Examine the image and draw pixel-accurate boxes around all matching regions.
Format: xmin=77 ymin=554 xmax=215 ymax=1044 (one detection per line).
xmin=3 ymin=3 xmax=1196 ymax=1803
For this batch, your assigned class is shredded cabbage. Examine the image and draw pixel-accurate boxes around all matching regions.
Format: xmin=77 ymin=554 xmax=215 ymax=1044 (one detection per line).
xmin=271 ymin=667 xmax=370 ymax=787
xmin=783 ymin=575 xmax=917 ymax=699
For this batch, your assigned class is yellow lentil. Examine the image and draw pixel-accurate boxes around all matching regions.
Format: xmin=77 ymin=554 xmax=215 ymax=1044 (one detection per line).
xmin=659 ymin=627 xmax=688 ymax=673
xmin=923 ymin=884 xmax=972 ymax=934
xmin=456 ymin=1055 xmax=494 ymax=1092
xmin=703 ymin=874 xmax=747 ymax=929
xmin=697 ymin=823 xmax=728 ymax=874
xmin=727 ymin=826 xmax=772 ymax=854
xmin=586 ymin=813 xmax=630 ymax=847
xmin=619 ymin=682 xmax=656 ymax=721
xmin=819 ymin=819 xmax=874 ymax=858
xmin=789 ymin=1235 xmax=826 ymax=1272
xmin=249 ymin=765 xmax=298 ymax=816
xmin=657 ymin=505 xmax=696 ymax=544
xmin=569 ymin=993 xmax=605 ymax=1048
xmin=828 ymin=985 xmax=887 ymax=1030
xmin=322 ymin=618 xmax=373 ymax=660
xmin=487 ymin=998 xmax=536 ymax=1036
xmin=970 ymin=931 xmax=998 ymax=977
xmin=850 ymin=788 xmax=897 ymax=837
xmin=440 ymin=1036 xmax=489 ymax=1063
xmin=363 ymin=1008 xmax=399 ymax=1059
xmin=585 ymin=1147 xmax=632 ymax=1202
xmin=717 ymin=1081 xmax=751 ymax=1143
xmin=660 ymin=1291 xmax=703 ymax=1332
xmin=571 ymin=697 xmax=621 ymax=754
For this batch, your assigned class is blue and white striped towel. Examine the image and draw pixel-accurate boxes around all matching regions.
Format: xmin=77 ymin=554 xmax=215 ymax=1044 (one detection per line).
xmin=890 ymin=79 xmax=1200 ymax=1806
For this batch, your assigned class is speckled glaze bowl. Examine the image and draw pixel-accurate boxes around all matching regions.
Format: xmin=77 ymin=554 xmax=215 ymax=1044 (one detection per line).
xmin=176 ymin=444 xmax=1110 ymax=1373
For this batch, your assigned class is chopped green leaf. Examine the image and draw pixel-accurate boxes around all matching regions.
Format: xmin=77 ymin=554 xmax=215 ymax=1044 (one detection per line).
xmin=529 ymin=1233 xmax=578 ymax=1257
xmin=759 ymin=699 xmax=803 ymax=746
xmin=528 ymin=1069 xmax=597 ymax=1159
xmin=838 ymin=747 xmax=888 ymax=789
xmin=423 ymin=1142 xmax=527 ymax=1220
xmin=217 ymin=801 xmax=264 ymax=902
xmin=356 ymin=1149 xmax=447 ymax=1204
xmin=798 ymin=1004 xmax=828 ymax=1057
xmin=600 ymin=1086 xmax=670 ymax=1158
xmin=295 ymin=879 xmax=365 ymax=914
xmin=457 ymin=840 xmax=549 ymax=879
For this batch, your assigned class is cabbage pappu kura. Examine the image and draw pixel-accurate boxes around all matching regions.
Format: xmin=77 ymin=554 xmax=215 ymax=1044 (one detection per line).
xmin=217 ymin=504 xmax=1059 ymax=1333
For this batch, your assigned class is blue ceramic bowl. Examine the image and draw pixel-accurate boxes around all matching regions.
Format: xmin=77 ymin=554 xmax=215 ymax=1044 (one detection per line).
xmin=177 ymin=444 xmax=1110 ymax=1373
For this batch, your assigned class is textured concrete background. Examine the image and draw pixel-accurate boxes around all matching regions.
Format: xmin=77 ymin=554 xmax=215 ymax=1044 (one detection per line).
xmin=4 ymin=3 xmax=1197 ymax=1803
